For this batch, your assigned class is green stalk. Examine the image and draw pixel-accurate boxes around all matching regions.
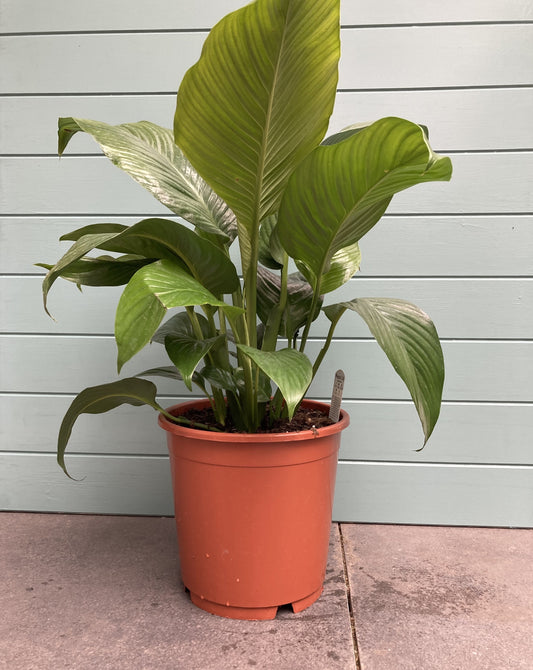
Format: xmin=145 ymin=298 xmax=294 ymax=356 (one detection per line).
xmin=240 ymin=229 xmax=261 ymax=429
xmin=299 ymin=276 xmax=322 ymax=353
xmin=186 ymin=306 xmax=226 ymax=425
xmin=312 ymin=314 xmax=340 ymax=377
xmin=261 ymin=252 xmax=289 ymax=352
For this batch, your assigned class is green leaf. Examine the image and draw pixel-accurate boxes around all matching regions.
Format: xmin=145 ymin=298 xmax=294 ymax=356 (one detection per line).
xmin=174 ymin=0 xmax=340 ymax=279
xmin=115 ymin=260 xmax=242 ymax=371
xmin=236 ymin=345 xmax=312 ymax=419
xmin=58 ymin=118 xmax=237 ymax=243
xmin=321 ymin=121 xmax=372 ymax=146
xmin=57 ymin=378 xmax=163 ymax=478
xmin=39 ymin=255 xmax=153 ymax=287
xmin=257 ymin=267 xmax=322 ymax=340
xmin=136 ymin=366 xmax=184 ymax=381
xmin=163 ymin=314 xmax=224 ymax=391
xmin=42 ymin=218 xmax=240 ymax=308
xmin=277 ymin=117 xmax=452 ymax=284
xmin=41 ymin=231 xmax=124 ymax=314
xmin=313 ymin=242 xmax=361 ymax=294
xmin=325 ymin=297 xmax=444 ymax=444
xmin=59 ymin=223 xmax=129 ymax=242
xmin=101 ymin=218 xmax=239 ymax=296
xmin=258 ymin=215 xmax=285 ymax=270
xmin=151 ymin=311 xmax=210 ymax=344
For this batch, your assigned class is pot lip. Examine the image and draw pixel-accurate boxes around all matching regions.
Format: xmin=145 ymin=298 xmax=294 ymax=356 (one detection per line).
xmin=158 ymin=398 xmax=349 ymax=443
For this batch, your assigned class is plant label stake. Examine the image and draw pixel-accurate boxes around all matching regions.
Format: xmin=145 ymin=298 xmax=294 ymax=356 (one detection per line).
xmin=329 ymin=370 xmax=345 ymax=422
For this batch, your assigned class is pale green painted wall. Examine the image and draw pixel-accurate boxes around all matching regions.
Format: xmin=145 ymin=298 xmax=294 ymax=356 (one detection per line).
xmin=1 ymin=0 xmax=532 ymax=526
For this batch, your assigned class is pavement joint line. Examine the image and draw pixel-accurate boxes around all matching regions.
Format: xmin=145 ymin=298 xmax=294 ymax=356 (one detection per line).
xmin=338 ymin=523 xmax=362 ymax=670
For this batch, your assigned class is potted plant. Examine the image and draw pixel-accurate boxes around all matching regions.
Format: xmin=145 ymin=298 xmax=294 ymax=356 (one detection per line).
xmin=40 ymin=0 xmax=452 ymax=620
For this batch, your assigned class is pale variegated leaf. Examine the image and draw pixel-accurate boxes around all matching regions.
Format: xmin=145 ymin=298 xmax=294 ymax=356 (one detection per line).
xmin=58 ymin=118 xmax=237 ymax=242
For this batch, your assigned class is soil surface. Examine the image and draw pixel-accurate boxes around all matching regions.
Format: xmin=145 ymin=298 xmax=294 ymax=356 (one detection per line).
xmin=178 ymin=404 xmax=335 ymax=433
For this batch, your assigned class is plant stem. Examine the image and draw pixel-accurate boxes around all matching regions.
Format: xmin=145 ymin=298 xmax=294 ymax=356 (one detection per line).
xmin=186 ymin=306 xmax=226 ymax=425
xmin=261 ymin=252 xmax=289 ymax=352
xmin=312 ymin=315 xmax=339 ymax=377
xmin=299 ymin=276 xmax=322 ymax=353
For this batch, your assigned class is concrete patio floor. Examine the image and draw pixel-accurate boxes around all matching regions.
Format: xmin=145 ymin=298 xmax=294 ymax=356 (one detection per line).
xmin=1 ymin=514 xmax=531 ymax=669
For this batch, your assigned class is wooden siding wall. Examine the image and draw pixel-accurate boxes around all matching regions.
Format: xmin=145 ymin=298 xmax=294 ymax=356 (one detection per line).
xmin=1 ymin=0 xmax=532 ymax=526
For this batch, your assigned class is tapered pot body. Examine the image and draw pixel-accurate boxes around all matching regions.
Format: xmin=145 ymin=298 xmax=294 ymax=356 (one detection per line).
xmin=159 ymin=399 xmax=349 ymax=620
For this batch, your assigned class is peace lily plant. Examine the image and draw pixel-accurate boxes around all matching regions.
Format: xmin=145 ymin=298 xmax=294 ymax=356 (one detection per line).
xmin=41 ymin=0 xmax=452 ymax=476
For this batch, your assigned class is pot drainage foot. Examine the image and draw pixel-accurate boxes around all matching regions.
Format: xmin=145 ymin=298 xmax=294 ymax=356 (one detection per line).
xmin=189 ymin=592 xmax=278 ymax=620
xmin=291 ymin=585 xmax=323 ymax=613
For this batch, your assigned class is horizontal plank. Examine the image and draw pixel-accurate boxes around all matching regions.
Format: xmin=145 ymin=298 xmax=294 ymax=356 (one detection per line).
xmin=2 ymin=153 xmax=531 ymax=215
xmin=4 ymin=276 xmax=532 ymax=340
xmin=2 ymin=216 xmax=532 ymax=277
xmin=2 ymin=88 xmax=532 ymax=155
xmin=1 ymin=336 xmax=531 ymax=402
xmin=3 ymin=0 xmax=532 ymax=33
xmin=334 ymin=462 xmax=533 ymax=526
xmin=2 ymin=25 xmax=532 ymax=94
xmin=1 ymin=453 xmax=531 ymax=526
xmin=2 ymin=394 xmax=531 ymax=466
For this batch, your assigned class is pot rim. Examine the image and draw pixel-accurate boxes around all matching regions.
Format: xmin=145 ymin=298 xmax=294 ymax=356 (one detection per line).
xmin=158 ymin=398 xmax=349 ymax=443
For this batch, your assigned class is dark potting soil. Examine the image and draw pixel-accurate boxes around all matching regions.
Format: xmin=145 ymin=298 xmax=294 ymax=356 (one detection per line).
xmin=177 ymin=404 xmax=335 ymax=434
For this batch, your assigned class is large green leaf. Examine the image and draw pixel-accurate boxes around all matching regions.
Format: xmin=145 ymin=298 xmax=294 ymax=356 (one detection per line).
xmin=115 ymin=260 xmax=243 ymax=371
xmin=277 ymin=117 xmax=452 ymax=285
xmin=100 ymin=218 xmax=239 ymax=296
xmin=174 ymin=0 xmax=340 ymax=278
xmin=236 ymin=345 xmax=312 ymax=419
xmin=57 ymin=378 xmax=163 ymax=477
xmin=42 ymin=218 xmax=239 ymax=308
xmin=58 ymin=118 xmax=237 ymax=243
xmin=37 ymin=255 xmax=153 ymax=288
xmin=324 ymin=297 xmax=444 ymax=444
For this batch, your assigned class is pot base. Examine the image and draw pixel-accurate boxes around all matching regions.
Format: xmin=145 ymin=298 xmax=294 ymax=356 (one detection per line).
xmin=189 ymin=585 xmax=323 ymax=620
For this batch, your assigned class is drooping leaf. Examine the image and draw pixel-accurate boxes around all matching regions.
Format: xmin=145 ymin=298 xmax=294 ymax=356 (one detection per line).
xmin=38 ymin=255 xmax=153 ymax=287
xmin=277 ymin=117 xmax=452 ymax=285
xmin=58 ymin=118 xmax=237 ymax=242
xmin=324 ymin=297 xmax=444 ymax=444
xmin=57 ymin=378 xmax=163 ymax=477
xmin=174 ymin=0 xmax=340 ymax=280
xmin=42 ymin=218 xmax=240 ymax=310
xmin=115 ymin=260 xmax=243 ymax=371
xmin=59 ymin=223 xmax=129 ymax=241
xmin=41 ymin=231 xmax=125 ymax=314
xmin=236 ymin=345 xmax=312 ymax=419
xmin=257 ymin=267 xmax=322 ymax=339
xmin=101 ymin=218 xmax=239 ymax=296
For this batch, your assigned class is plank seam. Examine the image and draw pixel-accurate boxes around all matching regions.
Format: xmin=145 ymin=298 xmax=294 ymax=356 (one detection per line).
xmin=1 ymin=21 xmax=532 ymax=37
xmin=1 ymin=84 xmax=532 ymax=98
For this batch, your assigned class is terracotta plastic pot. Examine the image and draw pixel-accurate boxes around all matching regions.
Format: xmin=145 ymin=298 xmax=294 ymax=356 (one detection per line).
xmin=158 ymin=398 xmax=349 ymax=620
